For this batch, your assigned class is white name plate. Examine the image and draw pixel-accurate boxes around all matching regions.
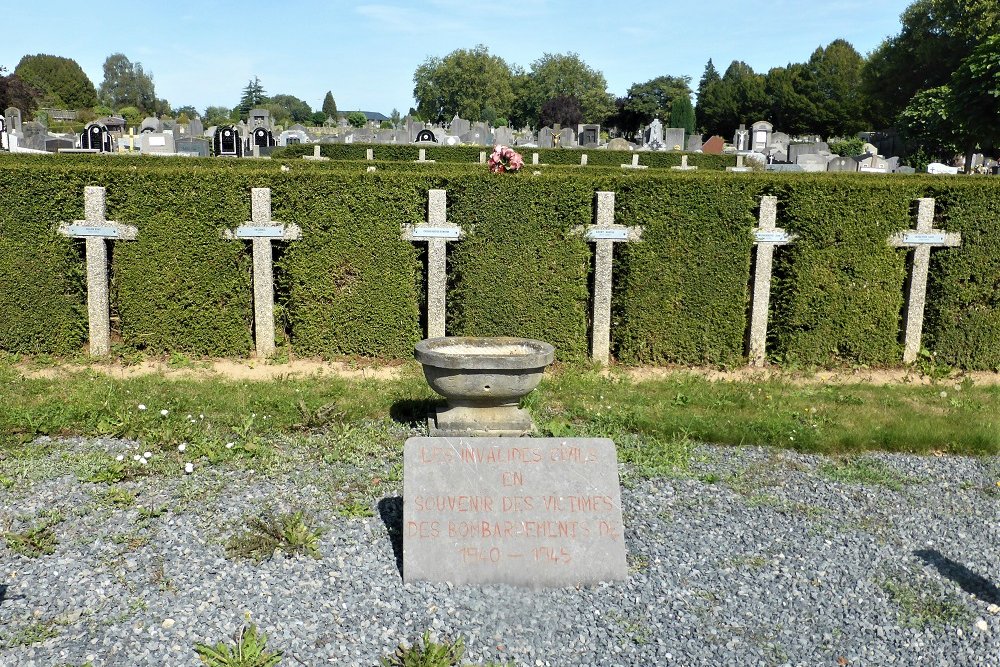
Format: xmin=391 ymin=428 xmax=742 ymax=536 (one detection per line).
xmin=64 ymin=225 xmax=119 ymax=238
xmin=754 ymin=230 xmax=792 ymax=243
xmin=903 ymin=232 xmax=947 ymax=245
xmin=587 ymin=228 xmax=629 ymax=241
xmin=412 ymin=227 xmax=460 ymax=239
xmin=235 ymin=225 xmax=285 ymax=239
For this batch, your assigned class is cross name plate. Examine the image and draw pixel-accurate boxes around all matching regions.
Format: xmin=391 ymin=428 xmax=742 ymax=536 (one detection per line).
xmin=63 ymin=225 xmax=119 ymax=238
xmin=412 ymin=227 xmax=461 ymax=239
xmin=403 ymin=437 xmax=627 ymax=587
xmin=587 ymin=228 xmax=630 ymax=241
xmin=234 ymin=225 xmax=286 ymax=239
xmin=754 ymin=230 xmax=793 ymax=243
xmin=902 ymin=232 xmax=947 ymax=245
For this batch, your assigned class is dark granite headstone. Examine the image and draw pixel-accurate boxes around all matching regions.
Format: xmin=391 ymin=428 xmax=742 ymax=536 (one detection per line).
xmin=403 ymin=437 xmax=627 ymax=587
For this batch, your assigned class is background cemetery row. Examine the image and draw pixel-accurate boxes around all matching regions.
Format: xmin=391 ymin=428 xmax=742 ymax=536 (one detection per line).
xmin=1 ymin=155 xmax=998 ymax=369
xmin=5 ymin=105 xmax=993 ymax=176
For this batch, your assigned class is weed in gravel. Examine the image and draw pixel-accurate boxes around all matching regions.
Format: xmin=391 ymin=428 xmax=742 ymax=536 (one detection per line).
xmin=820 ymin=457 xmax=918 ymax=492
xmin=381 ymin=631 xmax=465 ymax=667
xmin=96 ymin=486 xmax=136 ymax=508
xmin=3 ymin=513 xmax=61 ymax=557
xmin=194 ymin=624 xmax=282 ymax=667
xmin=882 ymin=577 xmax=971 ymax=629
xmin=1 ymin=619 xmax=60 ymax=648
xmin=225 ymin=511 xmax=323 ymax=563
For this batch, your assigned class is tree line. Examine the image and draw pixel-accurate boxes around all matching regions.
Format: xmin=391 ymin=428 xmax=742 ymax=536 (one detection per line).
xmin=0 ymin=0 xmax=996 ymax=163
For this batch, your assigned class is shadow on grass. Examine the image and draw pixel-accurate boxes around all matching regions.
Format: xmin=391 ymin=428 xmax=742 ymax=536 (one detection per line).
xmin=914 ymin=549 xmax=1000 ymax=605
xmin=378 ymin=496 xmax=404 ymax=579
xmin=389 ymin=398 xmax=442 ymax=428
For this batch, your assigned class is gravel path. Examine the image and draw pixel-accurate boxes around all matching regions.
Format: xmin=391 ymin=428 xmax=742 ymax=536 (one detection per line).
xmin=1 ymin=433 xmax=999 ymax=666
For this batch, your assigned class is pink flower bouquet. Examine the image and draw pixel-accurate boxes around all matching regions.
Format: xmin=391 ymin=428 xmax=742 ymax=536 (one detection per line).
xmin=487 ymin=145 xmax=524 ymax=174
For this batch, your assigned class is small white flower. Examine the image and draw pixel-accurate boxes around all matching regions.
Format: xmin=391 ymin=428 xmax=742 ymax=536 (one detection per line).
xmin=226 ymin=442 xmax=235 ymax=449
xmin=115 ymin=454 xmax=125 ymax=462
xmin=139 ymin=458 xmax=148 ymax=465
xmin=939 ymin=391 xmax=948 ymax=398
xmin=186 ymin=414 xmax=193 ymax=420
xmin=144 ymin=451 xmax=153 ymax=458
xmin=177 ymin=444 xmax=186 ymax=452
xmin=160 ymin=409 xmax=169 ymax=417
xmin=133 ymin=455 xmax=142 ymax=462
xmin=138 ymin=404 xmax=147 ymax=411
xmin=184 ymin=462 xmax=194 ymax=474
xmin=199 ymin=414 xmax=204 ymax=420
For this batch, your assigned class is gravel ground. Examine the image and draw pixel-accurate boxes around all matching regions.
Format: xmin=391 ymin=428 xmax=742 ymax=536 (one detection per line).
xmin=1 ymin=433 xmax=999 ymax=666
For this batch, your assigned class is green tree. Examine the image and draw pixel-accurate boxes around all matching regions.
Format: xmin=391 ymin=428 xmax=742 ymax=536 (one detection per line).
xmin=413 ymin=45 xmax=515 ymax=123
xmin=724 ymin=61 xmax=767 ymax=128
xmin=98 ymin=53 xmax=156 ymax=114
xmin=623 ymin=75 xmax=692 ymax=125
xmin=669 ymin=94 xmax=696 ymax=137
xmin=897 ymin=86 xmax=961 ymax=159
xmin=861 ymin=0 xmax=1000 ymax=127
xmin=522 ymin=52 xmax=614 ymax=125
xmin=322 ymin=91 xmax=337 ymax=118
xmin=695 ymin=59 xmax=728 ymax=136
xmin=949 ymin=33 xmax=1000 ymax=162
xmin=347 ymin=111 xmax=367 ymax=127
xmin=309 ymin=110 xmax=327 ymax=126
xmin=117 ymin=105 xmax=141 ymax=126
xmin=764 ymin=64 xmax=818 ymax=135
xmin=804 ymin=39 xmax=866 ymax=137
xmin=389 ymin=108 xmax=401 ymax=128
xmin=203 ymin=105 xmax=234 ymax=126
xmin=237 ymin=77 xmax=268 ymax=120
xmin=14 ymin=54 xmax=97 ymax=109
xmin=173 ymin=104 xmax=198 ymax=118
xmin=269 ymin=94 xmax=312 ymax=123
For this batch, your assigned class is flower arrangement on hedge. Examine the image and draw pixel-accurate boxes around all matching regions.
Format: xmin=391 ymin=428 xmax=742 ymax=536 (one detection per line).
xmin=487 ymin=145 xmax=524 ymax=174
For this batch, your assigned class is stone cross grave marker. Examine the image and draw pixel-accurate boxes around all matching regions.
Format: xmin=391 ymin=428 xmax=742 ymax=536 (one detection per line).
xmin=727 ymin=154 xmax=752 ymax=172
xmin=889 ymin=198 xmax=961 ymax=364
xmin=670 ymin=155 xmax=697 ymax=171
xmin=402 ymin=190 xmax=463 ymax=338
xmin=580 ymin=192 xmax=642 ymax=363
xmin=748 ymin=196 xmax=796 ymax=367
xmin=403 ymin=436 xmax=627 ymax=587
xmin=366 ymin=148 xmax=374 ymax=161
xmin=415 ymin=148 xmax=436 ymax=163
xmin=303 ymin=145 xmax=328 ymax=161
xmin=224 ymin=188 xmax=302 ymax=358
xmin=479 ymin=151 xmax=486 ymax=164
xmin=621 ymin=154 xmax=647 ymax=170
xmin=59 ymin=187 xmax=138 ymax=356
xmin=580 ymin=153 xmax=588 ymax=166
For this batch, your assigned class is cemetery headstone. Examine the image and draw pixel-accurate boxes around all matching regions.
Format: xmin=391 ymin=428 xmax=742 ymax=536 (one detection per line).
xmin=450 ymin=115 xmax=471 ymax=137
xmin=303 ymin=145 xmax=329 ymax=161
xmin=889 ymin=198 xmax=961 ymax=363
xmin=702 ymin=136 xmax=725 ymax=154
xmin=686 ymin=135 xmax=703 ymax=152
xmin=765 ymin=163 xmax=805 ymax=173
xmin=493 ymin=126 xmax=514 ymax=147
xmin=663 ymin=127 xmax=685 ymax=151
xmin=138 ymin=131 xmax=176 ymax=155
xmin=0 ymin=116 xmax=6 ymax=151
xmin=278 ymin=129 xmax=309 ymax=146
xmin=858 ymin=155 xmax=889 ymax=173
xmin=537 ymin=126 xmax=555 ymax=148
xmin=58 ymin=187 xmax=139 ymax=356
xmin=80 ymin=122 xmax=114 ymax=152
xmin=726 ymin=154 xmax=752 ymax=172
xmin=827 ymin=156 xmax=859 ymax=172
xmin=733 ymin=124 xmax=749 ymax=151
xmin=213 ymin=126 xmax=243 ymax=157
xmin=751 ymin=121 xmax=772 ymax=153
xmin=140 ymin=117 xmax=162 ymax=133
xmin=175 ymin=137 xmax=210 ymax=157
xmin=5 ymin=107 xmax=22 ymax=135
xmin=223 ymin=188 xmax=302 ymax=358
xmin=897 ymin=166 xmax=916 ymax=174
xmin=606 ymin=137 xmax=630 ymax=151
xmin=927 ymin=162 xmax=959 ymax=175
xmin=796 ymin=153 xmax=829 ymax=172
xmin=402 ymin=189 xmax=462 ymax=338
xmin=21 ymin=122 xmax=48 ymax=151
xmin=558 ymin=127 xmax=575 ymax=148
xmin=578 ymin=124 xmax=600 ymax=146
xmin=621 ymin=154 xmax=647 ymax=170
xmin=189 ymin=116 xmax=204 ymax=136
xmin=643 ymin=118 xmax=664 ymax=149
xmin=402 ymin=436 xmax=628 ymax=587
xmin=415 ymin=129 xmax=437 ymax=143
xmin=415 ymin=148 xmax=436 ymax=163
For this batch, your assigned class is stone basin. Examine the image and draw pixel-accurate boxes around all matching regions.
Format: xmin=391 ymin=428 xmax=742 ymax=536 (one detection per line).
xmin=414 ymin=336 xmax=555 ymax=436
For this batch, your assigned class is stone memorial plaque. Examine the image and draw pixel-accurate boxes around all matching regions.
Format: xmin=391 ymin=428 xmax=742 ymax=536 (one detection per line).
xmin=403 ymin=437 xmax=627 ymax=587
xmin=903 ymin=232 xmax=947 ymax=245
xmin=235 ymin=225 xmax=285 ymax=239
xmin=412 ymin=227 xmax=461 ymax=239
xmin=587 ymin=228 xmax=629 ymax=241
xmin=63 ymin=225 xmax=120 ymax=238
xmin=754 ymin=230 xmax=792 ymax=243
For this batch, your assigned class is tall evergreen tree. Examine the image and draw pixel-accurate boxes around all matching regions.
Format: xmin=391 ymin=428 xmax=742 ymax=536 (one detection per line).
xmin=695 ymin=59 xmax=725 ymax=135
xmin=669 ymin=94 xmax=696 ymax=137
xmin=237 ymin=77 xmax=267 ymax=120
xmin=322 ymin=91 xmax=337 ymax=118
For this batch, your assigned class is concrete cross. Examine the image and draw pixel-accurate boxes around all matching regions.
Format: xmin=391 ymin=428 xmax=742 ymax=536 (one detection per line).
xmin=889 ymin=197 xmax=961 ymax=363
xmin=748 ymin=196 xmax=796 ymax=367
xmin=402 ymin=189 xmax=463 ymax=338
xmin=366 ymin=148 xmax=374 ymax=161
xmin=302 ymin=145 xmax=329 ymax=161
xmin=225 ymin=188 xmax=302 ymax=358
xmin=58 ymin=187 xmax=138 ymax=356
xmin=580 ymin=153 xmax=588 ymax=166
xmin=414 ymin=148 xmax=436 ymax=163
xmin=670 ymin=155 xmax=697 ymax=171
xmin=727 ymin=154 xmax=752 ymax=172
xmin=582 ymin=191 xmax=643 ymax=364
xmin=621 ymin=154 xmax=647 ymax=170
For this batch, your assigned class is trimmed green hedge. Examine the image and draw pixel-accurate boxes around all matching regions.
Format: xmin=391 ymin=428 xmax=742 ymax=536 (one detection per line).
xmin=3 ymin=153 xmax=1000 ymax=369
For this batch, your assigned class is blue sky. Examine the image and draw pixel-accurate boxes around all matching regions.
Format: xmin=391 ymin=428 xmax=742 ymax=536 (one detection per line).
xmin=2 ymin=0 xmax=914 ymax=116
